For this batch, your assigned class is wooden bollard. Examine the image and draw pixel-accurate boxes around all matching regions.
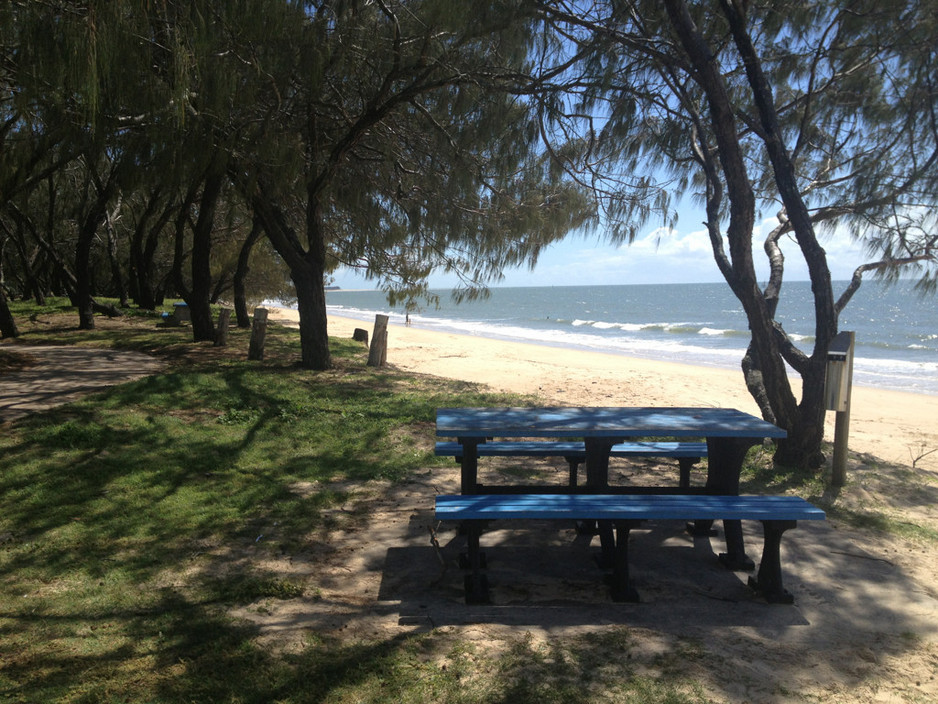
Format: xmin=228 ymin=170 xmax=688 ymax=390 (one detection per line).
xmin=353 ymin=328 xmax=369 ymax=346
xmin=248 ymin=307 xmax=268 ymax=361
xmin=214 ymin=308 xmax=232 ymax=347
xmin=366 ymin=314 xmax=388 ymax=367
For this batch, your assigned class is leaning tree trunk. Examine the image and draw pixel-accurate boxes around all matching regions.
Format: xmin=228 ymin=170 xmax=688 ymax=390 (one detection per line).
xmin=667 ymin=0 xmax=832 ymax=469
xmin=297 ymin=195 xmax=332 ymax=370
xmin=741 ymin=345 xmax=776 ymax=424
xmin=721 ymin=0 xmax=837 ymax=469
xmin=250 ymin=190 xmax=331 ymax=370
xmin=130 ymin=189 xmax=174 ymax=310
xmin=234 ymin=215 xmax=263 ymax=328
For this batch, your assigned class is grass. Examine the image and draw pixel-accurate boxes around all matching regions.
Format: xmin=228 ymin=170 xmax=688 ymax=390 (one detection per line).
xmin=739 ymin=438 xmax=938 ymax=544
xmin=2 ymin=298 xmax=933 ymax=702
xmin=0 ymin=300 xmax=719 ymax=703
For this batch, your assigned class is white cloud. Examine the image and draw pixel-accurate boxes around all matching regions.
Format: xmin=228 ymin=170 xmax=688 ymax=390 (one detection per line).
xmin=330 ymin=212 xmax=876 ymax=290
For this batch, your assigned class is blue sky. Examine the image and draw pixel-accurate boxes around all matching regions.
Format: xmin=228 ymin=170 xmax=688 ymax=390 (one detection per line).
xmin=330 ymin=207 xmax=872 ymax=289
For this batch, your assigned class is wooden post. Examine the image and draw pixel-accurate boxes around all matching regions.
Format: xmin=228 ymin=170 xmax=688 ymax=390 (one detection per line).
xmin=830 ymin=331 xmax=856 ymax=487
xmin=214 ymin=308 xmax=232 ymax=347
xmin=366 ymin=314 xmax=388 ymax=367
xmin=353 ymin=328 xmax=369 ymax=346
xmin=248 ymin=307 xmax=268 ymax=361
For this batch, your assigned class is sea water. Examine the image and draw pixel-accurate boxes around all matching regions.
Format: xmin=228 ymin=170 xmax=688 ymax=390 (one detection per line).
xmin=323 ymin=281 xmax=938 ymax=395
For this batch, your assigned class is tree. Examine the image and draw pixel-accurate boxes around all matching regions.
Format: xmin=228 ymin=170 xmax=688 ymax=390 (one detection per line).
xmin=0 ymin=235 xmax=16 ymax=337
xmin=0 ymin=1 xmax=319 ymax=335
xmin=537 ymin=0 xmax=938 ymax=468
xmin=240 ymin=0 xmax=593 ymax=369
xmin=233 ymin=215 xmax=265 ymax=329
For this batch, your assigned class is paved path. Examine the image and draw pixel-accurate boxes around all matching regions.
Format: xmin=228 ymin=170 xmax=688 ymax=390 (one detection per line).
xmin=0 ymin=345 xmax=164 ymax=423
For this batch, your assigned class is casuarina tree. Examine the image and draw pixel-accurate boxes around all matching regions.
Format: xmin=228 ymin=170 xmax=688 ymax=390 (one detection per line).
xmin=536 ymin=0 xmax=938 ymax=468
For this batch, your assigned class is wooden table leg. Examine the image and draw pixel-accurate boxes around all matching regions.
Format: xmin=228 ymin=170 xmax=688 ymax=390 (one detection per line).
xmin=585 ymin=438 xmax=617 ymax=561
xmin=705 ymin=436 xmax=758 ymax=570
xmin=459 ymin=438 xmax=480 ymax=495
xmin=462 ymin=520 xmax=490 ymax=604
xmin=748 ymin=520 xmax=798 ymax=604
xmin=610 ymin=519 xmax=641 ymax=602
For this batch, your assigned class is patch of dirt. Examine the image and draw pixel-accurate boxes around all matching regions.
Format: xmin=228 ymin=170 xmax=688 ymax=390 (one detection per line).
xmin=0 ymin=344 xmax=165 ymax=423
xmin=0 ymin=349 xmax=37 ymax=374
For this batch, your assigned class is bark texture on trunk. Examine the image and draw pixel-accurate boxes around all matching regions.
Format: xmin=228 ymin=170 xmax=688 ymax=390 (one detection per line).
xmin=0 ymin=288 xmax=18 ymax=338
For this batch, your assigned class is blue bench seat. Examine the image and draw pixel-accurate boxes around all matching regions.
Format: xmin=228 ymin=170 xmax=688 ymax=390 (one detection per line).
xmin=435 ymin=440 xmax=707 ymax=487
xmin=435 ymin=493 xmax=825 ymax=604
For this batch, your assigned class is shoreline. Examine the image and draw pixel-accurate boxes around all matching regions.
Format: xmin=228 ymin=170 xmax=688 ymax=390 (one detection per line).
xmin=267 ymin=308 xmax=938 ymax=471
xmin=318 ymin=308 xmax=938 ymax=398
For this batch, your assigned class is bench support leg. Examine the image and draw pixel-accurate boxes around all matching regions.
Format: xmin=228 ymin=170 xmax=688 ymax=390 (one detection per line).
xmin=748 ymin=520 xmax=797 ymax=604
xmin=461 ymin=521 xmax=490 ymax=604
xmin=718 ymin=520 xmax=756 ymax=571
xmin=610 ymin=520 xmax=641 ymax=602
xmin=677 ymin=457 xmax=697 ymax=489
xmin=707 ymin=437 xmax=759 ymax=570
xmin=458 ymin=439 xmax=480 ymax=494
xmin=584 ymin=439 xmax=615 ymax=542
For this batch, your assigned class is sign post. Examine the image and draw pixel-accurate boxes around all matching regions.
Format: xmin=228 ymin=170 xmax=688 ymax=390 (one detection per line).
xmin=824 ymin=331 xmax=855 ymax=487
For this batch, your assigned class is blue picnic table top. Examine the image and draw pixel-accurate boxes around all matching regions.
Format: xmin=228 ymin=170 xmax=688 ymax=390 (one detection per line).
xmin=436 ymin=407 xmax=786 ymax=440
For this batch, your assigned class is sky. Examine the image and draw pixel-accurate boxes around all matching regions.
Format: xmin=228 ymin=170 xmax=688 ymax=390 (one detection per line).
xmin=328 ymin=205 xmax=872 ymax=290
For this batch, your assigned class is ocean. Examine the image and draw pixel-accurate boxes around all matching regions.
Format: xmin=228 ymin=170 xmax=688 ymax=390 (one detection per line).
xmin=322 ymin=281 xmax=938 ymax=396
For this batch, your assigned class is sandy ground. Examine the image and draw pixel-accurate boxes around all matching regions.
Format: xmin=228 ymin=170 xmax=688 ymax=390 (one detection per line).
xmin=4 ymin=315 xmax=938 ymax=702
xmin=237 ymin=309 xmax=938 ymax=703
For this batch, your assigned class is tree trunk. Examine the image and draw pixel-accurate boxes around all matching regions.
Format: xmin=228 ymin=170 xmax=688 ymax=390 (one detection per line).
xmin=234 ymin=215 xmax=264 ymax=328
xmin=74 ymin=198 xmax=111 ymax=330
xmin=188 ymin=166 xmax=225 ymax=342
xmin=104 ymin=200 xmax=128 ymax=307
xmin=130 ymin=189 xmax=174 ymax=310
xmin=0 ymin=286 xmax=18 ymax=338
xmin=5 ymin=207 xmax=46 ymax=305
xmin=666 ymin=0 xmax=826 ymax=469
xmin=251 ymin=192 xmax=331 ymax=370
xmin=299 ymin=191 xmax=332 ymax=370
xmin=171 ymin=187 xmax=194 ymax=303
xmin=292 ymin=261 xmax=331 ymax=370
xmin=774 ymin=356 xmax=829 ymax=468
xmin=741 ymin=345 xmax=776 ymax=424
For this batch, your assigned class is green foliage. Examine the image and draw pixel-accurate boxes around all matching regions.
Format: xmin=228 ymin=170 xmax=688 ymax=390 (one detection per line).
xmin=531 ymin=0 xmax=938 ymax=468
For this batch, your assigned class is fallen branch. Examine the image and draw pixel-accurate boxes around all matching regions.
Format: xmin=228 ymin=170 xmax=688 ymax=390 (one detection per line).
xmin=909 ymin=444 xmax=937 ymax=469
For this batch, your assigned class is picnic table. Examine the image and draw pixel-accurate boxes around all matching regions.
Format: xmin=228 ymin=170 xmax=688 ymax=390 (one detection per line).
xmin=436 ymin=406 xmax=785 ymax=567
xmin=434 ymin=407 xmax=822 ymax=603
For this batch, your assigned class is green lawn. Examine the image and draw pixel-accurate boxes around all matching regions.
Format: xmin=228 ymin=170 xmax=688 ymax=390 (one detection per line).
xmin=0 ymin=302 xmax=715 ymax=703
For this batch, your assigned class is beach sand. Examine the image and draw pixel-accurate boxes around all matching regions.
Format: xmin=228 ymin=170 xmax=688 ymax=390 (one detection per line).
xmin=270 ymin=308 xmax=938 ymax=472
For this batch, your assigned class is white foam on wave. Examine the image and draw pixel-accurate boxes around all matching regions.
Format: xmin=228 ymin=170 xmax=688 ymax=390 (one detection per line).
xmin=324 ymin=303 xmax=938 ymax=395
